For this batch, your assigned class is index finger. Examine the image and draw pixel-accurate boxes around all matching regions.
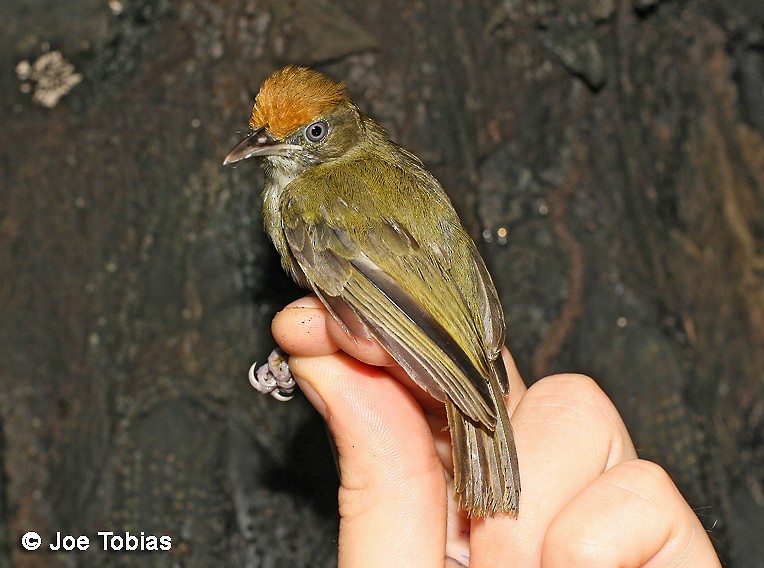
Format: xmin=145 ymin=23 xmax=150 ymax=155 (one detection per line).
xmin=271 ymin=294 xmax=395 ymax=366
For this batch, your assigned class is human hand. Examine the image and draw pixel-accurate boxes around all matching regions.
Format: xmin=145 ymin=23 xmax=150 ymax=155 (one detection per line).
xmin=267 ymin=294 xmax=721 ymax=567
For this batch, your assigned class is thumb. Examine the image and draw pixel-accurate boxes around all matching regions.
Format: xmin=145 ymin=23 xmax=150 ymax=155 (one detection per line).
xmin=289 ymin=353 xmax=448 ymax=567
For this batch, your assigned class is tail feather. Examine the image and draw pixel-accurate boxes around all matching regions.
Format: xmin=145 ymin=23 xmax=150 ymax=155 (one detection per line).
xmin=447 ymin=374 xmax=520 ymax=517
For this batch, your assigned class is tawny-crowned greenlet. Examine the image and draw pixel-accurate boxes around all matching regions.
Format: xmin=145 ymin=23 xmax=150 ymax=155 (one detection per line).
xmin=224 ymin=65 xmax=520 ymax=517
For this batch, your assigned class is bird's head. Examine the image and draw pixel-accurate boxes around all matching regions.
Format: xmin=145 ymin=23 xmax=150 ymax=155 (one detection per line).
xmin=223 ymin=66 xmax=364 ymax=176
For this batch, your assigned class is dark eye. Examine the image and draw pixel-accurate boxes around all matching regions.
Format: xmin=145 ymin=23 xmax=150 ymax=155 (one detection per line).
xmin=304 ymin=120 xmax=328 ymax=143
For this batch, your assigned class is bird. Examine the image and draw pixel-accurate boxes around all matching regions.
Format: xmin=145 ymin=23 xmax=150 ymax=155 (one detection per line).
xmin=224 ymin=65 xmax=520 ymax=517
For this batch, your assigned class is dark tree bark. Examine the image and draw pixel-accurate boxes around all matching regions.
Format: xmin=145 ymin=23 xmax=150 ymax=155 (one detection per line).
xmin=1 ymin=0 xmax=762 ymax=565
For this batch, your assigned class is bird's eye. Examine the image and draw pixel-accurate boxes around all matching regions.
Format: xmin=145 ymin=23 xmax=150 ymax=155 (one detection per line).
xmin=304 ymin=120 xmax=328 ymax=143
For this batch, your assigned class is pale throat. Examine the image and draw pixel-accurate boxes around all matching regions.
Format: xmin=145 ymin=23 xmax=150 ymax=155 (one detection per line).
xmin=260 ymin=155 xmax=302 ymax=276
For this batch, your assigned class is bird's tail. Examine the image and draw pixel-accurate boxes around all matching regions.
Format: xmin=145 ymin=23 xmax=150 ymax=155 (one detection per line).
xmin=446 ymin=373 xmax=520 ymax=517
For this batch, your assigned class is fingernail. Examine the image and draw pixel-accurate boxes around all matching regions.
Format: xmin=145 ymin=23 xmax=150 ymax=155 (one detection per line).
xmin=295 ymin=376 xmax=327 ymax=418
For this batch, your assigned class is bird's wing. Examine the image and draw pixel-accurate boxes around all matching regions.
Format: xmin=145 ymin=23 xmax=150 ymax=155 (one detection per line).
xmin=281 ymin=209 xmax=499 ymax=428
xmin=470 ymin=243 xmax=509 ymax=393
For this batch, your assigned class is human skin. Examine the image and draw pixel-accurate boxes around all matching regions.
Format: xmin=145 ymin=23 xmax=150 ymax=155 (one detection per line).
xmin=267 ymin=295 xmax=722 ymax=568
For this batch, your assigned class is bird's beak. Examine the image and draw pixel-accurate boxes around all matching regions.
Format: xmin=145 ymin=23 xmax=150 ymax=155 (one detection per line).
xmin=223 ymin=126 xmax=300 ymax=165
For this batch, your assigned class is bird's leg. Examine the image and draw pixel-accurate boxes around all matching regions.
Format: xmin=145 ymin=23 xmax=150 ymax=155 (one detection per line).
xmin=248 ymin=348 xmax=296 ymax=401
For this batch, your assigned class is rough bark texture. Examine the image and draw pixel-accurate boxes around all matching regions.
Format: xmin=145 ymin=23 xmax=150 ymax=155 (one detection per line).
xmin=1 ymin=0 xmax=762 ymax=565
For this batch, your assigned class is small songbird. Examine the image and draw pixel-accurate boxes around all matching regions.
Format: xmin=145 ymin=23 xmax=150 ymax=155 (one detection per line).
xmin=224 ymin=66 xmax=520 ymax=517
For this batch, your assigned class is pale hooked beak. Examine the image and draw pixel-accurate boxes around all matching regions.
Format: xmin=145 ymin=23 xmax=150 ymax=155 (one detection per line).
xmin=223 ymin=126 xmax=301 ymax=165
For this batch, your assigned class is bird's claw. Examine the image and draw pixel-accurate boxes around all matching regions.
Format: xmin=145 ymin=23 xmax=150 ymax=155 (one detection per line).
xmin=248 ymin=348 xmax=296 ymax=401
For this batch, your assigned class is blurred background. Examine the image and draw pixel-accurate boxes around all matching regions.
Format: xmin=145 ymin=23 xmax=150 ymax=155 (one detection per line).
xmin=2 ymin=0 xmax=763 ymax=566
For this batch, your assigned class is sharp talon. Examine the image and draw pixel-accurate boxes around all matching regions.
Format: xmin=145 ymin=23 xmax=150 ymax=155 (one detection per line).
xmin=272 ymin=389 xmax=295 ymax=402
xmin=247 ymin=348 xmax=297 ymax=401
xmin=248 ymin=361 xmax=259 ymax=389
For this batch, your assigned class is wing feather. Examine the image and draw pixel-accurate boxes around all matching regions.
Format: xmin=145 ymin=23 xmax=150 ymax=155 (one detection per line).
xmin=283 ymin=217 xmax=498 ymax=428
xmin=277 ymin=151 xmax=507 ymax=428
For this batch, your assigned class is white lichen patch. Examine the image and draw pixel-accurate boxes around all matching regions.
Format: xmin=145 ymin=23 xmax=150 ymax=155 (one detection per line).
xmin=16 ymin=50 xmax=83 ymax=108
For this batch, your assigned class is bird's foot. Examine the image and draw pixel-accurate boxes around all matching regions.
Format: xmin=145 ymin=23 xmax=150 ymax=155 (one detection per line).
xmin=248 ymin=348 xmax=296 ymax=401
